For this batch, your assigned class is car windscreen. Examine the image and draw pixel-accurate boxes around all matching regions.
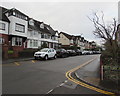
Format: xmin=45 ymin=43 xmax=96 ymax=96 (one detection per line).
xmin=40 ymin=49 xmax=48 ymax=52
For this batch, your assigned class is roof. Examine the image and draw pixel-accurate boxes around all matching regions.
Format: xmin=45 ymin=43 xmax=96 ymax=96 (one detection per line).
xmin=4 ymin=8 xmax=28 ymax=17
xmin=28 ymin=18 xmax=53 ymax=34
xmin=0 ymin=6 xmax=10 ymax=22
xmin=44 ymin=24 xmax=56 ymax=35
xmin=28 ymin=18 xmax=43 ymax=31
xmin=60 ymin=32 xmax=73 ymax=39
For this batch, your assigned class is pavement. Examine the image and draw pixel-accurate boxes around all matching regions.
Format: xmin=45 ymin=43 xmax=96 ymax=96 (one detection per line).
xmin=2 ymin=55 xmax=117 ymax=95
xmin=2 ymin=57 xmax=34 ymax=64
xmin=75 ymin=56 xmax=100 ymax=87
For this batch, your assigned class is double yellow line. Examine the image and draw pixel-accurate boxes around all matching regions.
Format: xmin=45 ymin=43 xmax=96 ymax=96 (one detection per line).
xmin=65 ymin=56 xmax=115 ymax=95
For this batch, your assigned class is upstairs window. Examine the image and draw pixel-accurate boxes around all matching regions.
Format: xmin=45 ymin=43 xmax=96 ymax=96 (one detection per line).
xmin=0 ymin=23 xmax=5 ymax=30
xmin=41 ymin=33 xmax=44 ymax=38
xmin=15 ymin=23 xmax=25 ymax=33
xmin=12 ymin=11 xmax=27 ymax=20
xmin=29 ymin=19 xmax=34 ymax=26
xmin=40 ymin=23 xmax=44 ymax=29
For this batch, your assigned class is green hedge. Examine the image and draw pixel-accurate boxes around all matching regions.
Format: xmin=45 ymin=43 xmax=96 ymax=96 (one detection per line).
xmin=8 ymin=50 xmax=14 ymax=54
xmin=18 ymin=49 xmax=38 ymax=58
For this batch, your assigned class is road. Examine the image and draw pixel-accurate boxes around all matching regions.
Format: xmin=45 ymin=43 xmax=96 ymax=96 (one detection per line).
xmin=2 ymin=55 xmax=102 ymax=94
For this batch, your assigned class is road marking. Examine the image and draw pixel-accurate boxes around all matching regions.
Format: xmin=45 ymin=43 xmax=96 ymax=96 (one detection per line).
xmin=46 ymin=89 xmax=53 ymax=94
xmin=65 ymin=56 xmax=115 ymax=95
xmin=14 ymin=62 xmax=20 ymax=66
xmin=59 ymin=83 xmax=64 ymax=87
xmin=32 ymin=60 xmax=35 ymax=63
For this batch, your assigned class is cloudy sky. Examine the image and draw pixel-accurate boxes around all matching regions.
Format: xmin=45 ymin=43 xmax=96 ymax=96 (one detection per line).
xmin=1 ymin=0 xmax=118 ymax=45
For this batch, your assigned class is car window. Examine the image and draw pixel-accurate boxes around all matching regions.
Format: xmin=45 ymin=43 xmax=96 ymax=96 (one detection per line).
xmin=52 ymin=49 xmax=54 ymax=52
xmin=48 ymin=49 xmax=52 ymax=53
xmin=40 ymin=49 xmax=48 ymax=52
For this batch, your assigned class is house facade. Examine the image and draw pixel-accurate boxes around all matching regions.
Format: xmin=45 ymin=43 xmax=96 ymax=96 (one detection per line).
xmin=4 ymin=8 xmax=28 ymax=51
xmin=0 ymin=7 xmax=10 ymax=46
xmin=1 ymin=6 xmax=59 ymax=59
xmin=27 ymin=18 xmax=42 ymax=49
xmin=27 ymin=18 xmax=59 ymax=49
xmin=58 ymin=32 xmax=74 ymax=47
xmin=58 ymin=32 xmax=97 ymax=50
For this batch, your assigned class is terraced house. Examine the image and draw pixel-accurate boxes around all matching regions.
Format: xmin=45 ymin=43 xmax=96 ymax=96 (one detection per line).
xmin=58 ymin=32 xmax=74 ymax=47
xmin=27 ymin=18 xmax=59 ymax=49
xmin=58 ymin=32 xmax=95 ymax=50
xmin=0 ymin=7 xmax=10 ymax=46
xmin=0 ymin=6 xmax=59 ymax=59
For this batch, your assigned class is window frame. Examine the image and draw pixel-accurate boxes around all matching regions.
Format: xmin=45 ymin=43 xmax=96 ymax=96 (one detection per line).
xmin=0 ymin=23 xmax=5 ymax=30
xmin=12 ymin=37 xmax=23 ymax=46
xmin=0 ymin=37 xmax=5 ymax=44
xmin=15 ymin=23 xmax=25 ymax=33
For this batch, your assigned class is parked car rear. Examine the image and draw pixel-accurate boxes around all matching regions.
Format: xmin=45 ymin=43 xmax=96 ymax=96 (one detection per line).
xmin=56 ymin=48 xmax=69 ymax=58
xmin=82 ymin=50 xmax=90 ymax=55
xmin=75 ymin=49 xmax=82 ymax=55
xmin=67 ymin=50 xmax=77 ymax=56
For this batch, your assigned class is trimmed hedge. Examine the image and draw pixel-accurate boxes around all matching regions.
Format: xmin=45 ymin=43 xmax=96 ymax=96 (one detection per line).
xmin=18 ymin=49 xmax=38 ymax=58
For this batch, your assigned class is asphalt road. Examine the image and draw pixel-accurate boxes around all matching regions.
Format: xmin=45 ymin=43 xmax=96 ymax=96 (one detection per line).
xmin=2 ymin=55 xmax=101 ymax=94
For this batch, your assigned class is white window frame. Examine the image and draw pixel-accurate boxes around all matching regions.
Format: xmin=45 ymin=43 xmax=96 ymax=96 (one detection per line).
xmin=0 ymin=23 xmax=5 ymax=30
xmin=12 ymin=37 xmax=22 ymax=46
xmin=15 ymin=23 xmax=25 ymax=33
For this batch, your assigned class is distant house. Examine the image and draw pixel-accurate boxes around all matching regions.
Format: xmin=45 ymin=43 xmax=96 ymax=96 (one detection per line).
xmin=79 ymin=37 xmax=85 ymax=50
xmin=58 ymin=32 xmax=74 ymax=47
xmin=84 ymin=40 xmax=90 ymax=49
xmin=74 ymin=36 xmax=81 ymax=48
xmin=91 ymin=41 xmax=97 ymax=49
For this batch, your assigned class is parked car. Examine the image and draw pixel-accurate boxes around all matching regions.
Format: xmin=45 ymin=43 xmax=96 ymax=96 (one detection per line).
xmin=82 ymin=50 xmax=90 ymax=55
xmin=89 ymin=51 xmax=93 ymax=55
xmin=93 ymin=51 xmax=101 ymax=54
xmin=34 ymin=48 xmax=57 ymax=60
xmin=56 ymin=48 xmax=69 ymax=58
xmin=67 ymin=50 xmax=77 ymax=56
xmin=75 ymin=49 xmax=82 ymax=55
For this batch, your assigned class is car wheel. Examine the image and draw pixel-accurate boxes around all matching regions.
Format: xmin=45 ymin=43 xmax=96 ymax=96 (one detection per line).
xmin=54 ymin=55 xmax=57 ymax=59
xmin=44 ymin=55 xmax=48 ymax=60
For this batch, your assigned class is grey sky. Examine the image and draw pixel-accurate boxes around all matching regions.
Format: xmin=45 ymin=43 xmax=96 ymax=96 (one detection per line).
xmin=1 ymin=1 xmax=118 ymax=45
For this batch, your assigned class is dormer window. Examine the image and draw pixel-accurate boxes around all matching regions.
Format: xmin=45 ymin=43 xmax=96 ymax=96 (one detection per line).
xmin=40 ymin=23 xmax=44 ymax=29
xmin=13 ymin=12 xmax=16 ymax=15
xmin=47 ymin=27 xmax=50 ymax=30
xmin=25 ymin=17 xmax=27 ymax=20
xmin=29 ymin=19 xmax=34 ymax=26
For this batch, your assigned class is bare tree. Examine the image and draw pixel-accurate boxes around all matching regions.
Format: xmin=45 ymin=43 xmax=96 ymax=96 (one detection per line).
xmin=88 ymin=12 xmax=118 ymax=59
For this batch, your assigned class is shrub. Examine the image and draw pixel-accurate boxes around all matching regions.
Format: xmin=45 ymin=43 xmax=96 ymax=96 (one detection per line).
xmin=8 ymin=50 xmax=14 ymax=54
